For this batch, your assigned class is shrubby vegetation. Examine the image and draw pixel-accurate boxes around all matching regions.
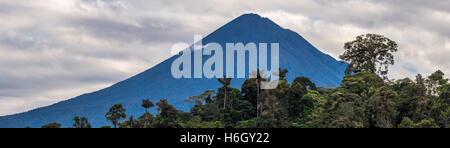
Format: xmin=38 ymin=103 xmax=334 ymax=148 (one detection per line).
xmin=39 ymin=34 xmax=449 ymax=128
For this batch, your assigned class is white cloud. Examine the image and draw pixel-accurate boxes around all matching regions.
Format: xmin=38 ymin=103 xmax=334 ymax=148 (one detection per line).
xmin=0 ymin=0 xmax=448 ymax=116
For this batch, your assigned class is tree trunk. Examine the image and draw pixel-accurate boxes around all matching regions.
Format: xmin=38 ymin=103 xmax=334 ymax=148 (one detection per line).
xmin=257 ymin=81 xmax=260 ymax=118
xmin=223 ymin=87 xmax=227 ymax=109
xmin=144 ymin=108 xmax=148 ymax=128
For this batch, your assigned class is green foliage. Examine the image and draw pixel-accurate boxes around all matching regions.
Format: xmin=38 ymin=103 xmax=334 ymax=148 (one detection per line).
xmin=138 ymin=112 xmax=154 ymax=128
xmin=41 ymin=122 xmax=61 ymax=128
xmin=300 ymin=90 xmax=327 ymax=118
xmin=391 ymin=78 xmax=424 ymax=123
xmin=438 ymin=84 xmax=450 ymax=104
xmin=40 ymin=69 xmax=450 ymax=128
xmin=340 ymin=34 xmax=398 ymax=78
xmin=105 ymin=104 xmax=126 ymax=128
xmin=366 ymin=86 xmax=398 ymax=128
xmin=73 ymin=116 xmax=91 ymax=128
xmin=341 ymin=72 xmax=385 ymax=96
xmin=438 ymin=107 xmax=450 ymax=128
xmin=415 ymin=118 xmax=440 ymax=128
xmin=293 ymin=77 xmax=317 ymax=90
xmin=180 ymin=116 xmax=224 ymax=128
xmin=120 ymin=116 xmax=140 ymax=128
xmin=398 ymin=117 xmax=415 ymax=128
xmin=241 ymin=77 xmax=260 ymax=111
xmin=185 ymin=90 xmax=215 ymax=105
xmin=326 ymin=91 xmax=366 ymax=128
xmin=141 ymin=99 xmax=155 ymax=113
xmin=236 ymin=118 xmax=258 ymax=128
xmin=236 ymin=116 xmax=280 ymax=128
xmin=287 ymin=80 xmax=307 ymax=119
xmin=398 ymin=117 xmax=439 ymax=128
xmin=153 ymin=99 xmax=180 ymax=128
xmin=201 ymin=102 xmax=222 ymax=121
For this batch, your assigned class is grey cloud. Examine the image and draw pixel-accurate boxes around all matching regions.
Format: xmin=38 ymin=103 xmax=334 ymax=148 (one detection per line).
xmin=68 ymin=17 xmax=192 ymax=43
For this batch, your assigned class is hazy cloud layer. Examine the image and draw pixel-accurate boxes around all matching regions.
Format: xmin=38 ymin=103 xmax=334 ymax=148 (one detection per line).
xmin=0 ymin=0 xmax=448 ymax=115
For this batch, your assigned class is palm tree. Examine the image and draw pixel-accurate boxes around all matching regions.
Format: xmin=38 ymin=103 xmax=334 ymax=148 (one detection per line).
xmin=218 ymin=76 xmax=232 ymax=109
xmin=141 ymin=99 xmax=154 ymax=113
xmin=141 ymin=99 xmax=154 ymax=127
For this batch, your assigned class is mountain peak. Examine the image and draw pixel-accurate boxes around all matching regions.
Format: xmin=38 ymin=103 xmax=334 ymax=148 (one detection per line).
xmin=204 ymin=13 xmax=285 ymax=43
xmin=229 ymin=13 xmax=278 ymax=28
xmin=235 ymin=13 xmax=263 ymax=20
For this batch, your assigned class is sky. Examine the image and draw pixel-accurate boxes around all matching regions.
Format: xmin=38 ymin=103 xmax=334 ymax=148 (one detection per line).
xmin=0 ymin=0 xmax=449 ymax=116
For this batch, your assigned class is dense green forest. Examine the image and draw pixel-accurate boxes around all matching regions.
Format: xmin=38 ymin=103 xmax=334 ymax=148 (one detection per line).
xmin=39 ymin=34 xmax=449 ymax=128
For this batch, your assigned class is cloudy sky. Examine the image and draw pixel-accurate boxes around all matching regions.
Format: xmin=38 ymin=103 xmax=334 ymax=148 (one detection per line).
xmin=0 ymin=0 xmax=449 ymax=116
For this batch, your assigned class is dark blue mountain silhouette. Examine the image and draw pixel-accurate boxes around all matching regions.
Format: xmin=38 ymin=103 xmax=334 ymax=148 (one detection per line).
xmin=0 ymin=13 xmax=347 ymax=128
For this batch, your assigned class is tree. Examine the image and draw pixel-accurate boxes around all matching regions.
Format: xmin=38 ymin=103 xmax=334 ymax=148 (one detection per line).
xmin=391 ymin=78 xmax=424 ymax=124
xmin=141 ymin=99 xmax=155 ymax=113
xmin=202 ymin=101 xmax=222 ymax=121
xmin=398 ymin=117 xmax=415 ymax=128
xmin=141 ymin=99 xmax=155 ymax=127
xmin=242 ymin=77 xmax=259 ymax=113
xmin=218 ymin=77 xmax=232 ymax=109
xmin=138 ymin=112 xmax=154 ymax=128
xmin=241 ymin=70 xmax=271 ymax=118
xmin=366 ymin=86 xmax=399 ymax=128
xmin=73 ymin=116 xmax=91 ymax=128
xmin=105 ymin=104 xmax=127 ymax=128
xmin=341 ymin=72 xmax=385 ymax=96
xmin=426 ymin=70 xmax=448 ymax=96
xmin=299 ymin=90 xmax=327 ymax=119
xmin=275 ymin=68 xmax=290 ymax=121
xmin=435 ymin=82 xmax=449 ymax=127
xmin=154 ymin=99 xmax=180 ymax=128
xmin=41 ymin=122 xmax=61 ymax=128
xmin=278 ymin=68 xmax=289 ymax=80
xmin=287 ymin=80 xmax=307 ymax=119
xmin=120 ymin=116 xmax=140 ymax=128
xmin=438 ymin=84 xmax=450 ymax=104
xmin=415 ymin=118 xmax=440 ymax=128
xmin=340 ymin=34 xmax=398 ymax=78
xmin=261 ymin=94 xmax=288 ymax=128
xmin=411 ymin=71 xmax=448 ymax=122
xmin=156 ymin=99 xmax=178 ymax=119
xmin=232 ymin=97 xmax=255 ymax=121
xmin=293 ymin=77 xmax=317 ymax=90
xmin=326 ymin=91 xmax=367 ymax=128
xmin=437 ymin=107 xmax=449 ymax=128
xmin=185 ymin=90 xmax=215 ymax=105
xmin=182 ymin=116 xmax=224 ymax=128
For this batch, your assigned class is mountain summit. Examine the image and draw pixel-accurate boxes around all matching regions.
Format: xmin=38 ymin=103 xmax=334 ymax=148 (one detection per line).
xmin=0 ymin=14 xmax=347 ymax=127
